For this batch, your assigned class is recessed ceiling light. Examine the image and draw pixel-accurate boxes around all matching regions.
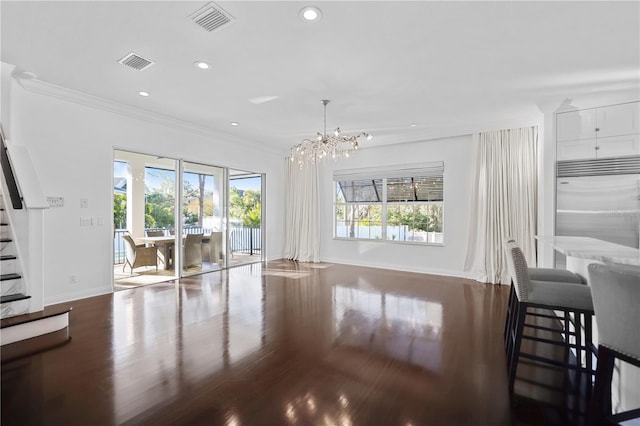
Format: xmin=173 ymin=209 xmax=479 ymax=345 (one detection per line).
xmin=410 ymin=123 xmax=417 ymax=127
xmin=194 ymin=61 xmax=211 ymax=70
xmin=138 ymin=91 xmax=150 ymax=97
xmin=299 ymin=6 xmax=322 ymax=22
xmin=230 ymin=122 xmax=239 ymax=126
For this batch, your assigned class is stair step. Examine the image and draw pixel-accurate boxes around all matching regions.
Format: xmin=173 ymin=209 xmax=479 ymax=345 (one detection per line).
xmin=1 ymin=307 xmax=72 ymax=362
xmin=0 ymin=273 xmax=21 ymax=281
xmin=0 ymin=255 xmax=17 ymax=261
xmin=1 ymin=306 xmax=72 ymax=329
xmin=0 ymin=294 xmax=30 ymax=303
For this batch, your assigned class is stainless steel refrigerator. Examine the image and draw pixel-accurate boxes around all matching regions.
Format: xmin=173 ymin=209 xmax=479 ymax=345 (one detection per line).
xmin=555 ymin=156 xmax=640 ymax=268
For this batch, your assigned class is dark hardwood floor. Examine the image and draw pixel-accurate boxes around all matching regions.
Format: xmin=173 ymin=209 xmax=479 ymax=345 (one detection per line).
xmin=1 ymin=260 xmax=586 ymax=425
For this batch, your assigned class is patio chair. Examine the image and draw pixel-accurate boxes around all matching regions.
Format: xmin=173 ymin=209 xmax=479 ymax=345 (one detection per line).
xmin=202 ymin=232 xmax=223 ymax=265
xmin=184 ymin=233 xmax=203 ymax=269
xmin=122 ymin=233 xmax=158 ymax=275
xmin=146 ymin=230 xmax=170 ymax=266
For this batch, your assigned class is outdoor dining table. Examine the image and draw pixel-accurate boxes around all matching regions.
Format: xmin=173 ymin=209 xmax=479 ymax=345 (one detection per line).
xmin=139 ymin=234 xmax=210 ymax=270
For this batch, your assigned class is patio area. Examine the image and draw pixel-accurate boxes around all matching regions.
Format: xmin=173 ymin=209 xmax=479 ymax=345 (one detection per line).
xmin=114 ymin=253 xmax=262 ymax=291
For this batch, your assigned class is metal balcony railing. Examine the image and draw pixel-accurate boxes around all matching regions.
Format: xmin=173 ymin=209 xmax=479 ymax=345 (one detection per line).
xmin=114 ymin=225 xmax=260 ymax=264
xmin=229 ymin=226 xmax=261 ymax=255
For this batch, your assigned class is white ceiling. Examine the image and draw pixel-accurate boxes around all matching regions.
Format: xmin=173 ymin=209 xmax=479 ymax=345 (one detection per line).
xmin=2 ymin=1 xmax=639 ymax=154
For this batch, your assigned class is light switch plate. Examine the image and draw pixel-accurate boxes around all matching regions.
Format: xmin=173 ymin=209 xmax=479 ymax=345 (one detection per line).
xmin=46 ymin=196 xmax=64 ymax=207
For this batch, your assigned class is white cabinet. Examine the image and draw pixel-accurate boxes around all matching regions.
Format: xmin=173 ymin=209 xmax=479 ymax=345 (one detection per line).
xmin=596 ymin=102 xmax=639 ymax=138
xmin=557 ymin=108 xmax=597 ymax=142
xmin=557 ymin=139 xmax=597 ymax=161
xmin=557 ymin=102 xmax=640 ymax=161
xmin=596 ymin=134 xmax=640 ymax=158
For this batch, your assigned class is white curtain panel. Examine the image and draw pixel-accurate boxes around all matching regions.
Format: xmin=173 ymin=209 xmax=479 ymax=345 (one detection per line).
xmin=283 ymin=159 xmax=320 ymax=262
xmin=464 ymin=126 xmax=538 ymax=284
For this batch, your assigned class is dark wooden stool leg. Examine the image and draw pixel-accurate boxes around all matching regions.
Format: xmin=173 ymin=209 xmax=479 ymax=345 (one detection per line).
xmin=504 ymin=284 xmax=515 ymax=356
xmin=506 ymin=297 xmax=520 ymax=373
xmin=584 ymin=315 xmax=593 ymax=399
xmin=504 ymin=283 xmax=514 ymax=343
xmin=589 ymin=345 xmax=615 ymax=426
xmin=508 ymin=303 xmax=527 ymax=393
xmin=563 ymin=310 xmax=571 ymax=368
xmin=575 ymin=311 xmax=583 ymax=370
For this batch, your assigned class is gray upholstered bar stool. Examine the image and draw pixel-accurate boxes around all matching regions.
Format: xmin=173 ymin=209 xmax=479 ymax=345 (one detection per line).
xmin=506 ymin=238 xmax=584 ymax=283
xmin=503 ymin=239 xmax=584 ymax=350
xmin=504 ymin=241 xmax=595 ymax=393
xmin=588 ymin=263 xmax=640 ymax=426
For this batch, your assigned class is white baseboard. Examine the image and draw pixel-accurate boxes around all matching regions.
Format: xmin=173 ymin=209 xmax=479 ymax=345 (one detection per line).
xmin=44 ymin=286 xmax=112 ymax=306
xmin=320 ymin=257 xmax=467 ymax=279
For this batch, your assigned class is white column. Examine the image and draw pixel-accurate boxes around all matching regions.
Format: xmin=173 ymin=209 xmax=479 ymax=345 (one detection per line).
xmin=535 ymin=99 xmax=566 ymax=267
xmin=126 ymin=157 xmax=146 ymax=238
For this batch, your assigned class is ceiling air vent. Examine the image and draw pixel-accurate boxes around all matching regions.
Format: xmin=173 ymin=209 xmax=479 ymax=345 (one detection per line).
xmin=188 ymin=2 xmax=235 ymax=32
xmin=117 ymin=52 xmax=154 ymax=71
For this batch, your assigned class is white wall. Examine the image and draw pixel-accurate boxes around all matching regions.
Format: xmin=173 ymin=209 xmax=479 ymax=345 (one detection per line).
xmin=8 ymin=75 xmax=284 ymax=305
xmin=319 ymin=135 xmax=474 ymax=278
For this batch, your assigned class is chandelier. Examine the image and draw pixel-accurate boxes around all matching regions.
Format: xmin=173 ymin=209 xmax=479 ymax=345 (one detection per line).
xmin=290 ymin=100 xmax=372 ymax=167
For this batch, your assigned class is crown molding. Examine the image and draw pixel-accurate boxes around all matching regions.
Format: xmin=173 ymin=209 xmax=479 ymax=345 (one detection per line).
xmin=12 ymin=72 xmax=270 ymax=153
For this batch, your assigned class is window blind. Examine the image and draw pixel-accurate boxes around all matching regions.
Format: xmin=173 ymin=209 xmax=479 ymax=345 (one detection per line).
xmin=333 ymin=161 xmax=444 ymax=181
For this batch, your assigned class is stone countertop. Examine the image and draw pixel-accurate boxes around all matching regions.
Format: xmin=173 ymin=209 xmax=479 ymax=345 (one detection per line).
xmin=536 ymin=236 xmax=640 ymax=267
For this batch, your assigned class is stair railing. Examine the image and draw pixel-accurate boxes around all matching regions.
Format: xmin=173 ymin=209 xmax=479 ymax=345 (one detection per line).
xmin=0 ymin=123 xmax=49 ymax=314
xmin=0 ymin=126 xmax=22 ymax=210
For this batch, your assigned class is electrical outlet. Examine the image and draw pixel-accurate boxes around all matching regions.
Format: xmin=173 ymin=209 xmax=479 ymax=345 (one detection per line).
xmin=69 ymin=275 xmax=77 ymax=284
xmin=80 ymin=198 xmax=89 ymax=208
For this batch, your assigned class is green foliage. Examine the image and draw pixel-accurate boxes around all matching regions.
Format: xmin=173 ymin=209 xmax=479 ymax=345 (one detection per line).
xmin=114 ymin=170 xmax=218 ymax=231
xmin=144 ymin=202 xmax=157 ymax=228
xmin=230 ymin=187 xmax=261 ymax=227
xmin=145 ymin=177 xmax=176 ymax=228
xmin=183 ymin=207 xmax=198 ymax=226
xmin=183 ymin=173 xmax=215 ymax=226
xmin=337 ymin=202 xmax=443 ymax=236
xmin=113 ymin=194 xmax=127 ymax=229
xmin=387 ymin=203 xmax=442 ymax=232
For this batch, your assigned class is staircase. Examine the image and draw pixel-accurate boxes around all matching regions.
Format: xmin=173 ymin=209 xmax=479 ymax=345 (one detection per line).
xmin=0 ymin=131 xmax=71 ymax=362
xmin=0 ymin=200 xmax=30 ymax=317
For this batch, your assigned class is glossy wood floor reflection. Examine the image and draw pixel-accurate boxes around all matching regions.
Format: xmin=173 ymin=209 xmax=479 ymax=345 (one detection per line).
xmin=2 ymin=261 xmax=580 ymax=425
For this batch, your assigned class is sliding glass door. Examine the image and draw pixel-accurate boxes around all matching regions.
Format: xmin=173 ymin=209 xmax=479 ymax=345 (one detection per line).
xmin=113 ymin=150 xmax=178 ymax=289
xmin=182 ymin=161 xmax=225 ymax=276
xmin=228 ymin=170 xmax=263 ymax=267
xmin=113 ymin=150 xmax=264 ymax=290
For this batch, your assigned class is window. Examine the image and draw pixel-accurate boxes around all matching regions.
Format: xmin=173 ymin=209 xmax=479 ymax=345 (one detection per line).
xmin=334 ymin=162 xmax=444 ymax=244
